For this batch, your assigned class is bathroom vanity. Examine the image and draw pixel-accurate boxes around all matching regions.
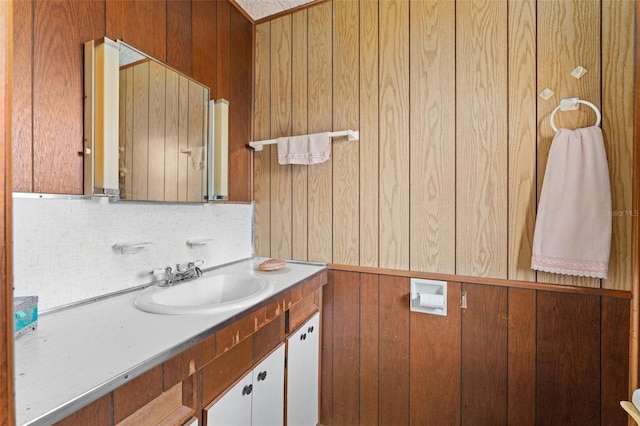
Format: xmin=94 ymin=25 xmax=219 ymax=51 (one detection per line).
xmin=13 ymin=258 xmax=327 ymax=426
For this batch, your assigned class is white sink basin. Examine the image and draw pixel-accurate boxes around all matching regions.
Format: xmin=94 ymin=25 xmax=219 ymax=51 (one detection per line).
xmin=134 ymin=273 xmax=274 ymax=315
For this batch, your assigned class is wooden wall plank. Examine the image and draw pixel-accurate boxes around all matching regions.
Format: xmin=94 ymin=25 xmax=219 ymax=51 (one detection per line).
xmin=455 ymin=0 xmax=508 ymax=278
xmin=359 ymin=273 xmax=379 ymax=426
xmin=332 ymin=0 xmax=359 ymax=265
xmin=507 ymin=0 xmax=537 ymax=282
xmin=0 ymin=2 xmax=14 ymax=423
xmin=105 ymin=0 xmax=124 ymax=43
xmin=358 ymin=0 xmax=379 ymax=268
xmin=307 ymin=2 xmax=333 ymax=263
xmin=461 ymin=283 xmax=508 ymax=425
xmin=228 ymin=6 xmax=253 ymax=202
xmin=253 ymin=22 xmax=272 ymax=257
xmin=270 ymin=15 xmax=293 ymax=259
xmin=409 ymin=0 xmax=455 ymax=274
xmin=33 ymin=0 xmax=104 ymax=194
xmin=291 ymin=9 xmax=309 ymax=260
xmin=378 ymin=275 xmax=409 ymax=425
xmin=147 ymin=61 xmax=166 ymax=201
xmin=106 ymin=0 xmax=166 ymax=63
xmin=536 ymin=0 xmax=601 ymax=287
xmin=410 ymin=282 xmax=461 ymax=424
xmin=507 ymin=288 xmax=536 ymax=426
xmin=601 ymin=0 xmax=635 ymax=291
xmin=11 ymin=0 xmax=32 ymax=192
xmin=601 ymin=297 xmax=630 ymax=425
xmin=291 ymin=10 xmax=309 ymax=261
xmin=166 ymin=0 xmax=192 ymax=77
xmin=191 ymin=0 xmax=216 ymax=99
xmin=216 ymin=0 xmax=231 ymax=100
xmin=536 ymin=291 xmax=600 ymax=425
xmin=378 ymin=0 xmax=409 ymax=270
xmin=320 ymin=271 xmax=335 ymax=424
xmin=330 ymin=271 xmax=360 ymax=425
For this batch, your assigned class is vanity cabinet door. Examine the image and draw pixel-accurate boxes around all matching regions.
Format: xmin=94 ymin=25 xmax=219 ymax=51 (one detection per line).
xmin=204 ymin=372 xmax=252 ymax=426
xmin=204 ymin=344 xmax=285 ymax=426
xmin=251 ymin=344 xmax=285 ymax=426
xmin=286 ymin=312 xmax=320 ymax=426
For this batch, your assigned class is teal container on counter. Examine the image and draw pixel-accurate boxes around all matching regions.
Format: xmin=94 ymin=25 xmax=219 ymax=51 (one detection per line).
xmin=14 ymin=296 xmax=38 ymax=338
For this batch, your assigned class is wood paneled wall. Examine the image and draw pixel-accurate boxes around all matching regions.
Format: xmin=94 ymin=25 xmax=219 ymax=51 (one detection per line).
xmin=253 ymin=0 xmax=636 ymax=290
xmin=322 ymin=269 xmax=630 ymax=425
xmin=1 ymin=2 xmax=15 ymax=425
xmin=12 ymin=0 xmax=253 ymax=201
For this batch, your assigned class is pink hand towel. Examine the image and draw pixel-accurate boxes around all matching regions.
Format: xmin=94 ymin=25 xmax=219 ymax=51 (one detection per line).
xmin=531 ymin=126 xmax=612 ymax=278
xmin=277 ymin=132 xmax=331 ymax=165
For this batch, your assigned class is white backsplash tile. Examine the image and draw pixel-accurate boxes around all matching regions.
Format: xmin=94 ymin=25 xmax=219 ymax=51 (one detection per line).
xmin=13 ymin=197 xmax=253 ymax=311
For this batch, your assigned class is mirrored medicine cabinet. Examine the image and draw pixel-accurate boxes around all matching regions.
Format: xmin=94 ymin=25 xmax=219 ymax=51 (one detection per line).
xmin=84 ymin=37 xmax=228 ymax=203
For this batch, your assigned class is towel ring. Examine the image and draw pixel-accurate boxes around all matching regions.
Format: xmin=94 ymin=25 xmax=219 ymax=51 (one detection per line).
xmin=549 ymin=99 xmax=601 ymax=133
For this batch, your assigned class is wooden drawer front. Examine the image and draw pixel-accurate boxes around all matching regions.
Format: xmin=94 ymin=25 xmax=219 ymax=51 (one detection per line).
xmin=288 ymin=289 xmax=320 ymax=334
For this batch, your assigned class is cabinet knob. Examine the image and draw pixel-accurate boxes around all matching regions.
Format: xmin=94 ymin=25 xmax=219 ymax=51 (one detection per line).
xmin=242 ymin=384 xmax=253 ymax=395
xmin=308 ymin=325 xmax=314 ymax=333
xmin=300 ymin=333 xmax=307 ymax=341
xmin=257 ymin=371 xmax=267 ymax=381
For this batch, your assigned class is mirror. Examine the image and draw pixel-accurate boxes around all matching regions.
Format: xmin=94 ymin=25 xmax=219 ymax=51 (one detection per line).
xmin=84 ymin=37 xmax=211 ymax=203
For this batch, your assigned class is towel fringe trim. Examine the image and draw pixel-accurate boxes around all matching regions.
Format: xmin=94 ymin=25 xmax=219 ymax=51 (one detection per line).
xmin=532 ymin=256 xmax=608 ymax=279
xmin=278 ymin=152 xmax=330 ymax=165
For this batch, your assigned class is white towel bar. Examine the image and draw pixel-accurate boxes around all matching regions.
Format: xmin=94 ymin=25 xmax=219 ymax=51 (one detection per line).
xmin=249 ymin=129 xmax=360 ymax=151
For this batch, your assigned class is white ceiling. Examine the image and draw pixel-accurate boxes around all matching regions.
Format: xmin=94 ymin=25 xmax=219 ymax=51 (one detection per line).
xmin=234 ymin=0 xmax=315 ymax=21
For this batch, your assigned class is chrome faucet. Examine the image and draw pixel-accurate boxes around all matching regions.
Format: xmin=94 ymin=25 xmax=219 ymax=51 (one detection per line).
xmin=152 ymin=260 xmax=204 ymax=287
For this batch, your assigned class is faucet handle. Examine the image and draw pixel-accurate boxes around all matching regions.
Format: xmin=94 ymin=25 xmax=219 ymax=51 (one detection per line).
xmin=178 ymin=260 xmax=204 ymax=271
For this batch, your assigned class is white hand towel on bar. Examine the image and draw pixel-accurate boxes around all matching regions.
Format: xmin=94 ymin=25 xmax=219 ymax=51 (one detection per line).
xmin=531 ymin=126 xmax=612 ymax=279
xmin=277 ymin=132 xmax=331 ymax=165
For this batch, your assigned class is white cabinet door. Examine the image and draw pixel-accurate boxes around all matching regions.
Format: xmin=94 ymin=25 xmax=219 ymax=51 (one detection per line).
xmin=252 ymin=344 xmax=285 ymax=426
xmin=287 ymin=312 xmax=320 ymax=426
xmin=205 ymin=373 xmax=253 ymax=426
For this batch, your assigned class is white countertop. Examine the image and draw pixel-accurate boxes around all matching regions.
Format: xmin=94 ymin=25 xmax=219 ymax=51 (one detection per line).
xmin=14 ymin=257 xmax=326 ymax=426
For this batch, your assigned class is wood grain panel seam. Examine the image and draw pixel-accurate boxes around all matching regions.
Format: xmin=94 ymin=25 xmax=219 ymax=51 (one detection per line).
xmin=29 ymin=0 xmax=34 ymax=191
